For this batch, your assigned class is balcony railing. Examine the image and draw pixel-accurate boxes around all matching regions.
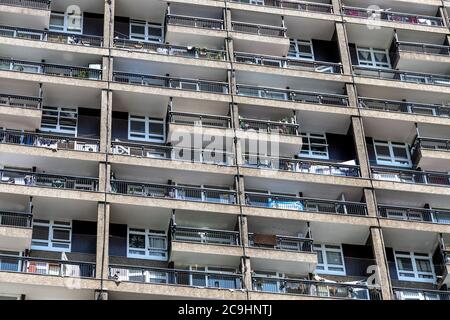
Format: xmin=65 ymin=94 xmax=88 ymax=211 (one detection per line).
xmin=0 ymin=168 xmax=99 ymax=191
xmin=236 ymin=84 xmax=348 ymax=106
xmin=0 ymin=129 xmax=100 ymax=153
xmin=239 ymin=118 xmax=299 ymax=135
xmin=0 ymin=58 xmax=102 ymax=80
xmin=252 ymin=275 xmax=381 ymax=300
xmin=353 ymin=66 xmax=450 ymax=87
xmin=246 ymin=192 xmax=368 ymax=216
xmin=248 ymin=233 xmax=313 ymax=252
xmin=396 ymin=41 xmax=450 ymax=56
xmin=243 ymin=155 xmax=361 ymax=177
xmin=231 ymin=21 xmax=286 ymax=37
xmin=0 ymin=25 xmax=103 ymax=47
xmin=109 ymin=265 xmax=243 ymax=289
xmin=230 ymin=0 xmax=333 ymax=14
xmin=378 ymin=205 xmax=450 ymax=224
xmin=0 ymin=93 xmax=41 ymax=110
xmin=113 ymin=38 xmax=227 ymax=61
xmin=0 ymin=210 xmax=32 ymax=228
xmin=393 ymin=287 xmax=450 ymax=300
xmin=371 ymin=167 xmax=450 ymax=186
xmin=111 ymin=141 xmax=235 ymax=166
xmin=0 ymin=0 xmax=50 ymax=9
xmin=413 ymin=137 xmax=450 ymax=152
xmin=358 ymin=97 xmax=450 ymax=118
xmin=342 ymin=6 xmax=444 ymax=27
xmin=113 ymin=71 xmax=229 ymax=94
xmin=0 ymin=254 xmax=96 ymax=278
xmin=172 ymin=226 xmax=240 ymax=245
xmin=110 ymin=180 xmax=237 ymax=204
xmin=235 ymin=52 xmax=343 ymax=74
xmin=166 ymin=14 xmax=224 ymax=30
xmin=169 ymin=111 xmax=231 ymax=128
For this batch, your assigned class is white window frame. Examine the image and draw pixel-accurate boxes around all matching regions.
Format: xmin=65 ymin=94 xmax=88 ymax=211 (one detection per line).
xmin=314 ymin=243 xmax=346 ymax=276
xmin=128 ymin=114 xmax=165 ymax=143
xmin=31 ymin=220 xmax=72 ymax=253
xmin=49 ymin=11 xmax=83 ymax=34
xmin=394 ymin=250 xmax=436 ymax=283
xmin=187 ymin=265 xmax=237 ymax=288
xmin=40 ymin=106 xmax=78 ymax=136
xmin=300 ymin=132 xmax=329 ymax=159
xmin=356 ymin=46 xmax=391 ymax=69
xmin=373 ymin=140 xmax=412 ymax=168
xmin=127 ymin=227 xmax=168 ymax=261
xmin=129 ymin=20 xmax=164 ymax=43
xmin=288 ymin=39 xmax=315 ymax=61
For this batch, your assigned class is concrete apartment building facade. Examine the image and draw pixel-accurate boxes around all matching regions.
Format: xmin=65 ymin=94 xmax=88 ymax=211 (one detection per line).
xmin=0 ymin=0 xmax=449 ymax=300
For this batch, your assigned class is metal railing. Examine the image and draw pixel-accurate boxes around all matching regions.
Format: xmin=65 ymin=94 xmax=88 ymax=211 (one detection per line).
xmin=172 ymin=226 xmax=240 ymax=245
xmin=166 ymin=14 xmax=224 ymax=30
xmin=231 ymin=21 xmax=286 ymax=37
xmin=0 ymin=129 xmax=100 ymax=153
xmin=0 ymin=210 xmax=32 ymax=228
xmin=235 ymin=52 xmax=343 ymax=74
xmin=248 ymin=233 xmax=313 ymax=252
xmin=0 ymin=254 xmax=96 ymax=278
xmin=0 ymin=0 xmax=50 ymax=9
xmin=413 ymin=137 xmax=450 ymax=152
xmin=0 ymin=93 xmax=41 ymax=109
xmin=111 ymin=141 xmax=235 ymax=166
xmin=252 ymin=275 xmax=381 ymax=300
xmin=393 ymin=287 xmax=450 ymax=300
xmin=396 ymin=41 xmax=450 ymax=56
xmin=236 ymin=84 xmax=348 ymax=106
xmin=0 ymin=25 xmax=103 ymax=47
xmin=358 ymin=97 xmax=450 ymax=118
xmin=109 ymin=265 xmax=243 ymax=289
xmin=110 ymin=180 xmax=237 ymax=204
xmin=246 ymin=192 xmax=368 ymax=216
xmin=169 ymin=111 xmax=231 ymax=128
xmin=229 ymin=0 xmax=333 ymax=14
xmin=243 ymin=155 xmax=361 ymax=177
xmin=113 ymin=38 xmax=226 ymax=61
xmin=0 ymin=58 xmax=102 ymax=80
xmin=0 ymin=168 xmax=99 ymax=191
xmin=342 ymin=6 xmax=444 ymax=27
xmin=239 ymin=118 xmax=299 ymax=135
xmin=353 ymin=66 xmax=450 ymax=87
xmin=371 ymin=167 xmax=450 ymax=186
xmin=113 ymin=71 xmax=229 ymax=94
xmin=378 ymin=205 xmax=450 ymax=224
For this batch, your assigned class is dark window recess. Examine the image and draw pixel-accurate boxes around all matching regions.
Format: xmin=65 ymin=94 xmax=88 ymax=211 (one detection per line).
xmin=83 ymin=12 xmax=104 ymax=36
xmin=348 ymin=43 xmax=359 ymax=66
xmin=109 ymin=223 xmax=127 ymax=257
xmin=365 ymin=137 xmax=377 ymax=165
xmin=112 ymin=111 xmax=129 ymax=141
xmin=311 ymin=39 xmax=340 ymax=63
xmin=342 ymin=244 xmax=375 ymax=277
xmin=114 ymin=16 xmax=131 ymax=39
xmin=326 ymin=133 xmax=356 ymax=162
xmin=71 ymin=220 xmax=97 ymax=254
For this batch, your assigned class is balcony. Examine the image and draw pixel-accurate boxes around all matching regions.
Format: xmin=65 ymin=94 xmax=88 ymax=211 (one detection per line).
xmin=0 ymin=0 xmax=50 ymax=30
xmin=411 ymin=136 xmax=450 ymax=171
xmin=229 ymin=0 xmax=334 ymax=14
xmin=170 ymin=226 xmax=242 ymax=268
xmin=378 ymin=205 xmax=450 ymax=225
xmin=252 ymin=275 xmax=381 ymax=300
xmin=0 ymin=93 xmax=41 ymax=130
xmin=169 ymin=110 xmax=231 ymax=128
xmin=441 ymin=238 xmax=450 ymax=286
xmin=393 ymin=287 xmax=450 ymax=300
xmin=0 ymin=210 xmax=32 ymax=250
xmin=165 ymin=14 xmax=225 ymax=49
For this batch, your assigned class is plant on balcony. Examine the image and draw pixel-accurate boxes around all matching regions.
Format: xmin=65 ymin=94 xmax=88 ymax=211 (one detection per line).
xmin=77 ymin=70 xmax=89 ymax=78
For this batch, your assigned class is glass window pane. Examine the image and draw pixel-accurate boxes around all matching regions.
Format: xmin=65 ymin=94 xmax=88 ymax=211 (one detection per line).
xmin=416 ymin=259 xmax=432 ymax=273
xmin=397 ymin=257 xmax=414 ymax=271
xmin=130 ymin=121 xmax=145 ymax=133
xmin=326 ymin=251 xmax=343 ymax=266
xmin=32 ymin=226 xmax=49 ymax=240
xmin=53 ymin=229 xmax=70 ymax=241
xmin=129 ymin=234 xmax=145 ymax=249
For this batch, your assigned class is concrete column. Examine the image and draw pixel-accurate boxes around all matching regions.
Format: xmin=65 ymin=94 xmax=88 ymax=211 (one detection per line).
xmin=335 ymin=23 xmax=352 ymax=75
xmin=100 ymin=89 xmax=112 ymax=154
xmin=370 ymin=227 xmax=393 ymax=300
xmin=102 ymin=56 xmax=113 ymax=82
xmin=94 ymin=289 xmax=108 ymax=300
xmin=235 ymin=174 xmax=246 ymax=206
xmin=241 ymin=257 xmax=253 ymax=291
xmin=346 ymin=83 xmax=358 ymax=108
xmin=351 ymin=116 xmax=371 ymax=178
xmin=96 ymin=202 xmax=110 ymax=281
xmin=98 ymin=162 xmax=111 ymax=193
xmin=439 ymin=7 xmax=449 ymax=29
xmin=238 ymin=215 xmax=249 ymax=247
xmin=224 ymin=8 xmax=232 ymax=31
xmin=331 ymin=0 xmax=341 ymax=14
xmin=364 ymin=188 xmax=378 ymax=217
xmin=103 ymin=0 xmax=115 ymax=48
xmin=231 ymin=104 xmax=243 ymax=166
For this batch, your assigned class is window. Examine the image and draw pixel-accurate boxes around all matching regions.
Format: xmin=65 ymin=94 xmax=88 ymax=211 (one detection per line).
xmin=0 ymin=250 xmax=20 ymax=272
xmin=41 ymin=106 xmax=78 ymax=136
xmin=288 ymin=39 xmax=314 ymax=61
xmin=127 ymin=228 xmax=167 ymax=260
xmin=394 ymin=251 xmax=435 ymax=283
xmin=374 ymin=140 xmax=412 ymax=167
xmin=130 ymin=20 xmax=163 ymax=43
xmin=187 ymin=266 xmax=238 ymax=289
xmin=356 ymin=47 xmax=391 ymax=69
xmin=31 ymin=220 xmax=72 ymax=252
xmin=300 ymin=133 xmax=329 ymax=159
xmin=49 ymin=11 xmax=83 ymax=34
xmin=128 ymin=114 xmax=165 ymax=143
xmin=314 ymin=244 xmax=346 ymax=275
